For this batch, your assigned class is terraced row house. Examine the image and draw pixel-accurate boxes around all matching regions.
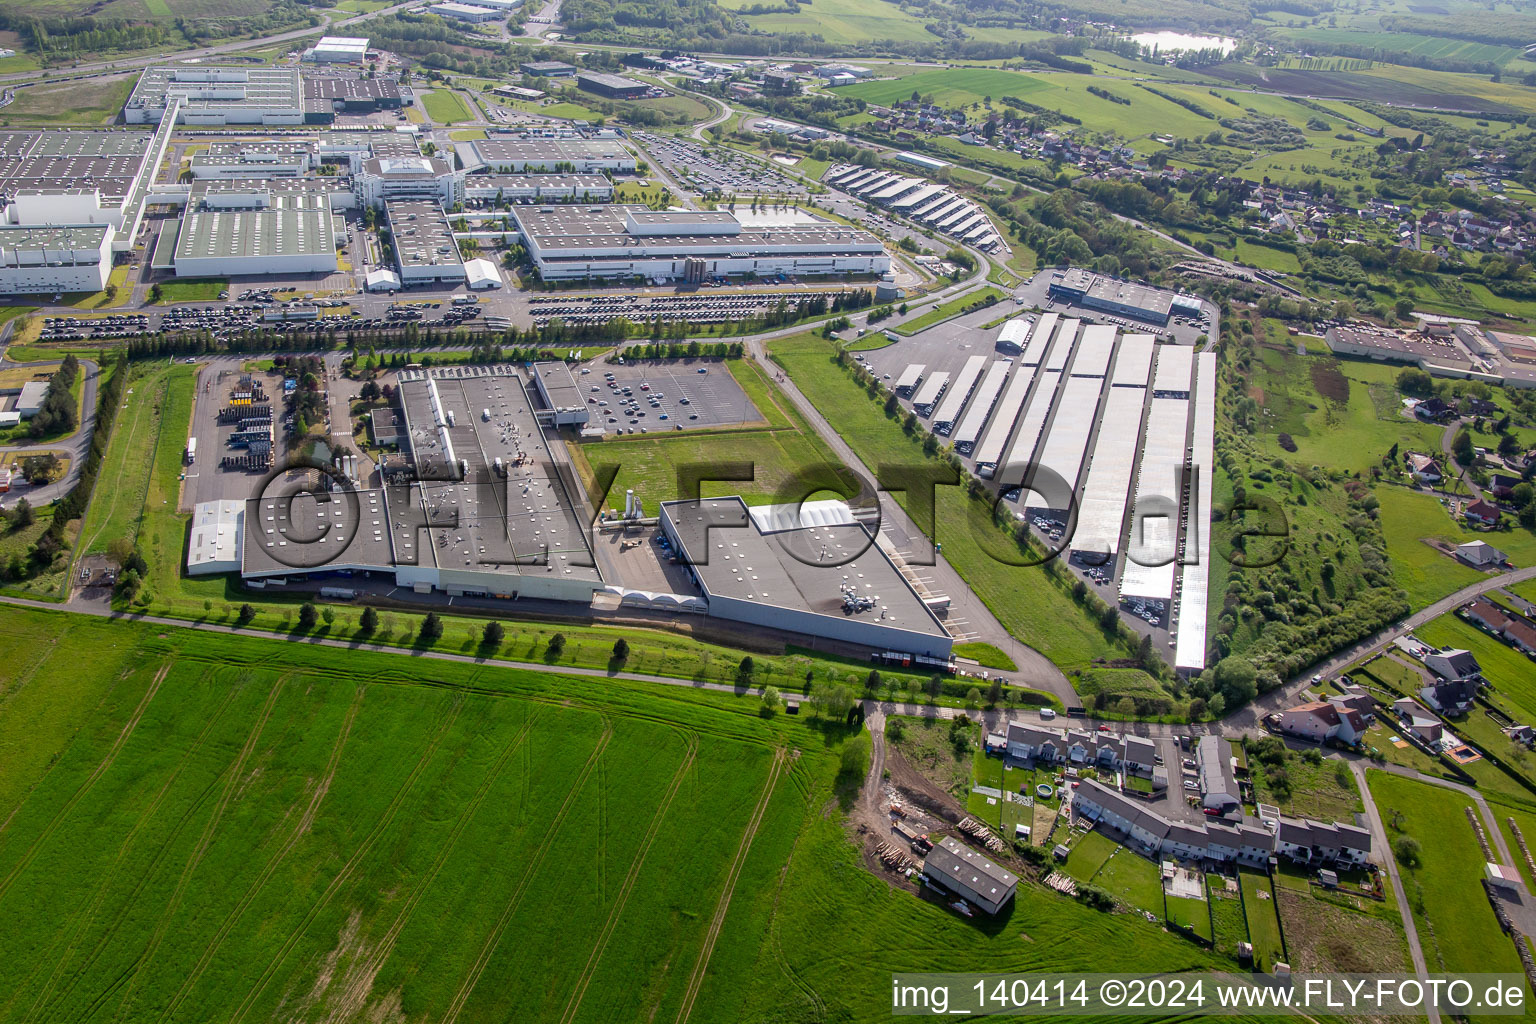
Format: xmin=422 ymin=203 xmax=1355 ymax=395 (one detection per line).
xmin=1072 ymin=779 xmax=1372 ymax=869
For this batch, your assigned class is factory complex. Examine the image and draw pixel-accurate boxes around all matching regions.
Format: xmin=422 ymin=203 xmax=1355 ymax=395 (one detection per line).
xmin=0 ymin=64 xmax=900 ymax=296
xmin=187 ymin=363 xmax=953 ymax=659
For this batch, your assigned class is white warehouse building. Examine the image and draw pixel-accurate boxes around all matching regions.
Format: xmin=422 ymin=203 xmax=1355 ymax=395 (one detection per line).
xmin=303 ymin=36 xmax=370 ymax=63
xmin=0 ymin=224 xmax=114 ymax=294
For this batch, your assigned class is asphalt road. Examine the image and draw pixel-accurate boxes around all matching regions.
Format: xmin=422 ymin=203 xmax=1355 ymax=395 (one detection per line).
xmin=0 ymin=355 xmax=100 ymax=509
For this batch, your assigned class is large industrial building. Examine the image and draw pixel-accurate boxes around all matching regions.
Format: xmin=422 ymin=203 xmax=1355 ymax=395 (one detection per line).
xmin=193 ymin=366 xmax=605 ymax=602
xmin=303 ymin=36 xmax=370 ymax=63
xmin=189 ymin=143 xmax=313 ymax=180
xmin=125 ymin=67 xmax=306 ymax=125
xmin=385 ymin=199 xmax=465 ymax=285
xmin=354 ymin=155 xmax=460 ymax=208
xmin=0 ymin=224 xmax=114 ymax=292
xmin=302 ymin=77 xmax=405 ymax=118
xmin=161 ymin=187 xmax=339 ymax=278
xmin=456 ymin=136 xmax=637 ymax=174
xmin=462 ymin=173 xmax=613 ymax=203
xmin=428 ymin=2 xmax=503 ymax=21
xmin=511 ymin=205 xmax=890 ymax=283
xmin=880 ymin=307 xmax=1215 ymax=671
xmin=575 ymin=71 xmax=649 ymax=99
xmin=1046 ymin=268 xmax=1183 ymax=326
xmin=659 ymin=496 xmax=953 ymax=659
xmin=0 ymin=119 xmax=175 ymax=294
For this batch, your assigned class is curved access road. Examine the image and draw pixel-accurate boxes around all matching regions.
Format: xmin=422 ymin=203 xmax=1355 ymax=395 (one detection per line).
xmin=0 ymin=355 xmax=100 ymax=509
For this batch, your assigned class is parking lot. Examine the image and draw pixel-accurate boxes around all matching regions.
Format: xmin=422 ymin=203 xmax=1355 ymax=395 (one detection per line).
xmin=531 ymin=288 xmax=855 ymax=328
xmin=582 ymin=359 xmax=760 ymax=435
xmin=632 ymin=131 xmax=808 ymax=199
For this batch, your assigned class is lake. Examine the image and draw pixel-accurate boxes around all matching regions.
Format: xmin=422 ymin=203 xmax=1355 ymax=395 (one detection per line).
xmin=1131 ymin=31 xmax=1236 ymax=54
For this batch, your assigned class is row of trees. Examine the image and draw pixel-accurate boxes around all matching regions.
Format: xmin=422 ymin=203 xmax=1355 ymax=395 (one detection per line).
xmin=27 ymin=355 xmax=79 ymax=439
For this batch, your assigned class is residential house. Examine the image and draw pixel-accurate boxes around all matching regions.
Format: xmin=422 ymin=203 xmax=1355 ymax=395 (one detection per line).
xmin=1415 ymin=397 xmax=1454 ymax=422
xmin=1425 ymin=648 xmax=1481 ymax=683
xmin=1504 ymin=724 xmax=1534 ymax=744
xmin=1420 ymin=678 xmax=1478 ymax=714
xmin=1392 ymin=697 xmax=1444 ymax=746
xmin=1504 ymin=620 xmax=1536 ymax=656
xmin=1274 ymin=817 xmax=1372 ymax=867
xmin=1274 ymin=700 xmax=1368 ymax=745
xmin=1071 ymin=779 xmax=1369 ymax=868
xmin=1196 ymin=735 xmax=1241 ymax=813
xmin=1463 ymin=599 xmax=1513 ymax=632
xmin=1003 ymin=722 xmax=1155 ymax=775
xmin=1464 ymin=499 xmax=1503 ymax=526
xmin=1407 ymin=453 xmax=1442 ymax=483
xmin=1490 ymin=473 xmax=1522 ymax=500
xmin=1456 ymin=541 xmax=1506 ymax=568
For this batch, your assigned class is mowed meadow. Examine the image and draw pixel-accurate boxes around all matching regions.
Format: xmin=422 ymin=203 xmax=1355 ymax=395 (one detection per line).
xmin=0 ymin=606 xmax=1229 ymax=1022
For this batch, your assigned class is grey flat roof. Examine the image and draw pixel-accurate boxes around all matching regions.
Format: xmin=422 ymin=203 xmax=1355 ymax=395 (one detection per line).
xmin=628 ymin=210 xmax=735 ymax=226
xmin=515 ymin=204 xmax=882 ymax=253
xmin=463 ymin=173 xmax=611 ymax=191
xmin=467 ymin=137 xmax=633 ymax=165
xmin=384 ymin=199 xmax=462 ymax=271
xmin=0 ymin=131 xmax=154 ymax=196
xmin=395 ymin=367 xmax=601 ymax=583
xmin=0 ymin=224 xmax=110 ymax=249
xmin=243 ymin=482 xmax=396 ymax=576
xmin=530 ymin=360 xmax=583 ymax=411
xmin=304 ymin=77 xmax=402 ymax=102
xmin=661 ymin=496 xmax=948 ymax=639
xmin=576 ymin=71 xmax=647 ymax=90
xmin=127 ymin=66 xmax=303 ymax=113
xmin=175 ymin=195 xmax=334 ymax=262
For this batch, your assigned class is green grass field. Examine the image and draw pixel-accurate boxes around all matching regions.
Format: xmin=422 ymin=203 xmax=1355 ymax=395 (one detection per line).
xmin=0 ymin=603 xmax=1240 ymax=1022
xmin=891 ymin=289 xmax=1004 ymax=336
xmin=1239 ymin=870 xmax=1285 ymax=970
xmin=716 ymin=0 xmax=937 ymax=45
xmin=1247 ymin=344 xmax=1442 ymax=474
xmin=1374 ymin=486 xmax=1486 ymax=608
xmin=1269 ymin=27 xmax=1524 ymax=68
xmin=1366 ymin=770 xmax=1524 ymax=986
xmin=3 ymin=76 xmax=134 ymax=125
xmin=153 ymin=279 xmax=226 ymax=303
xmin=420 ymin=90 xmax=475 ymax=124
xmin=1207 ymin=877 xmax=1248 ymax=960
xmin=1250 ymin=751 xmax=1363 ymax=823
xmin=75 ymin=363 xmax=180 ymax=558
xmin=1060 ymin=829 xmax=1118 ymax=884
xmin=1090 ymin=845 xmax=1163 ymax=915
xmin=1165 ymin=894 xmax=1212 ymax=941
